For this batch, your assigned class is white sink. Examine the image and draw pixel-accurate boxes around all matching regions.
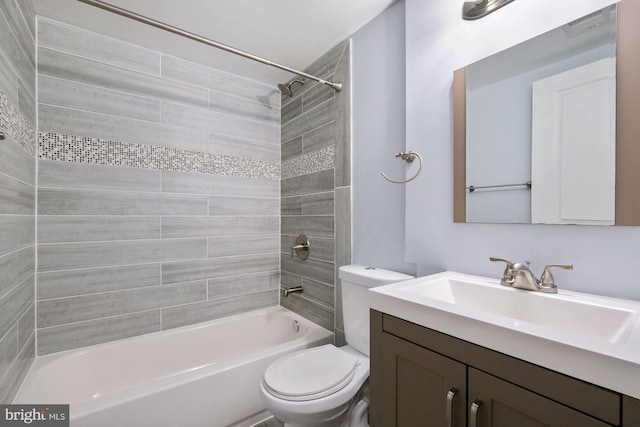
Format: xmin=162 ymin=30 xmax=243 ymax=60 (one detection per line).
xmin=369 ymin=271 xmax=640 ymax=399
xmin=398 ymin=275 xmax=636 ymax=344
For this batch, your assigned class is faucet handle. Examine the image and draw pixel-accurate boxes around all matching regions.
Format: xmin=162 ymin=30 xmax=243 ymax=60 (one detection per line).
xmin=490 ymin=257 xmax=515 ymax=285
xmin=489 ymin=257 xmax=513 ymax=266
xmin=540 ymin=264 xmax=573 ymax=286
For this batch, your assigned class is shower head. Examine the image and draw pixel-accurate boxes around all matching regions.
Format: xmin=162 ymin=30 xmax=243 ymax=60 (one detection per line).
xmin=278 ymin=79 xmax=305 ymax=97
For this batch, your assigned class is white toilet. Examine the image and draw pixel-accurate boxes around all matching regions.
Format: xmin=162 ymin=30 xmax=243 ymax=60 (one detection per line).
xmin=260 ymin=265 xmax=413 ymax=427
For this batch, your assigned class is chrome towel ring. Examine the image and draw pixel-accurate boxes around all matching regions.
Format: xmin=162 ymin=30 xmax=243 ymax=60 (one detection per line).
xmin=381 ymin=151 xmax=423 ymax=184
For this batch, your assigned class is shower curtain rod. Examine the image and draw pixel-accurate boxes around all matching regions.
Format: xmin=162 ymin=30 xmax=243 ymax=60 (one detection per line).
xmin=77 ymin=0 xmax=343 ymax=92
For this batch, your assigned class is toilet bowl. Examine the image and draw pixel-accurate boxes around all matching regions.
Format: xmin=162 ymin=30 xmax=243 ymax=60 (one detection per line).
xmin=259 ymin=265 xmax=413 ymax=427
xmin=260 ymin=345 xmax=369 ymax=427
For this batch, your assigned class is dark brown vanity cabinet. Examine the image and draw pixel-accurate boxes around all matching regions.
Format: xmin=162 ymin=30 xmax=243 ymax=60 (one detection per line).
xmin=371 ymin=310 xmax=640 ymax=427
xmin=467 ymin=368 xmax=609 ymax=427
xmin=380 ymin=333 xmax=467 ymax=426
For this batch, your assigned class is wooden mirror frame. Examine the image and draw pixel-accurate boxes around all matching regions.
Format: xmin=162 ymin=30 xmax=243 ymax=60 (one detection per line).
xmin=454 ymin=0 xmax=640 ymax=226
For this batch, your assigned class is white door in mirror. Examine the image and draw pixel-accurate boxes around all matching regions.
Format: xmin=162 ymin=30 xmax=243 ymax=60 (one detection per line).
xmin=531 ymin=57 xmax=616 ymax=225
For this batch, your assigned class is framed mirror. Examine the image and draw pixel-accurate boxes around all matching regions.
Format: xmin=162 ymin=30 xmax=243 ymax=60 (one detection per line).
xmin=453 ymin=0 xmax=640 ymax=226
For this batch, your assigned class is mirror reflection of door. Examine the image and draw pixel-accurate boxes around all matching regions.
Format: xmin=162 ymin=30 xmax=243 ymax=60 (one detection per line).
xmin=531 ymin=58 xmax=616 ymax=225
xmin=460 ymin=5 xmax=617 ymax=225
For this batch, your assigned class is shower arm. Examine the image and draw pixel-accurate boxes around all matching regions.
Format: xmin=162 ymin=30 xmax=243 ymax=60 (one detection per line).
xmin=77 ymin=0 xmax=343 ymax=92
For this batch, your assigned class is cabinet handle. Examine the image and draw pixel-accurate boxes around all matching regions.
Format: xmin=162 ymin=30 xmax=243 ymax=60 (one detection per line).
xmin=446 ymin=388 xmax=457 ymax=427
xmin=469 ymin=399 xmax=482 ymax=427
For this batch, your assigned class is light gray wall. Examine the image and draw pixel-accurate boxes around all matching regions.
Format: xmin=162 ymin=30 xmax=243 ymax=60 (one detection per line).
xmin=36 ymin=18 xmax=281 ymax=355
xmin=403 ymin=0 xmax=640 ymax=300
xmin=280 ymin=40 xmax=351 ymax=340
xmin=351 ymin=0 xmax=416 ymax=276
xmin=0 ymin=0 xmax=37 ymax=403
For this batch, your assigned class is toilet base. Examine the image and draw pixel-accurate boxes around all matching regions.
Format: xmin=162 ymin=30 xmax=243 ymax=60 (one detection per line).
xmin=278 ymin=385 xmax=369 ymax=427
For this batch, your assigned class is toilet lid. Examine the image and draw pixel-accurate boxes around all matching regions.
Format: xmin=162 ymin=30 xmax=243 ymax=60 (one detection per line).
xmin=263 ymin=345 xmax=359 ymax=401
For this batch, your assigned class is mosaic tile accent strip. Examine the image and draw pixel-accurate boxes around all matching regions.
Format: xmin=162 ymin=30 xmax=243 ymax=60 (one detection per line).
xmin=281 ymin=145 xmax=335 ymax=180
xmin=38 ymin=132 xmax=280 ymax=180
xmin=0 ymin=92 xmax=36 ymax=156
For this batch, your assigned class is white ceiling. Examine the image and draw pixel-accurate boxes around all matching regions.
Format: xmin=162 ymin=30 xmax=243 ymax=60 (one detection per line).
xmin=30 ymin=0 xmax=396 ymax=86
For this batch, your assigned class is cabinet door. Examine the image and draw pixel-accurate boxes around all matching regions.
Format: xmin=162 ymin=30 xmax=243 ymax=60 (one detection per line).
xmin=623 ymin=395 xmax=640 ymax=426
xmin=381 ymin=333 xmax=466 ymax=427
xmin=468 ymin=368 xmax=611 ymax=427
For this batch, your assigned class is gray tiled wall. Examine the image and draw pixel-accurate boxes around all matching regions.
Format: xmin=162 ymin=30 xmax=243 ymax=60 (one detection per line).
xmin=3 ymin=10 xmax=352 ymax=386
xmin=280 ymin=41 xmax=352 ymax=338
xmin=36 ymin=18 xmax=281 ymax=355
xmin=0 ymin=0 xmax=36 ymax=403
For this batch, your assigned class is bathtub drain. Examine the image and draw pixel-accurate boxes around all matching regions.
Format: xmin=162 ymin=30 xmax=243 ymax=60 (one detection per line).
xmin=292 ymin=320 xmax=300 ymax=333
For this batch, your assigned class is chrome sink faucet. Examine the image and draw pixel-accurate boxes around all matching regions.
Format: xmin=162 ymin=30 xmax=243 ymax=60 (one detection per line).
xmin=490 ymin=257 xmax=573 ymax=294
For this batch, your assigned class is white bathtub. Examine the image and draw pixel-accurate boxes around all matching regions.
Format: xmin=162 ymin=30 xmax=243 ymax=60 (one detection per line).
xmin=14 ymin=307 xmax=333 ymax=427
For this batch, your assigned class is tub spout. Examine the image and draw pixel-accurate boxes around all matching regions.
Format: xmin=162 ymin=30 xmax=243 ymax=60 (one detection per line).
xmin=282 ymin=286 xmax=303 ymax=297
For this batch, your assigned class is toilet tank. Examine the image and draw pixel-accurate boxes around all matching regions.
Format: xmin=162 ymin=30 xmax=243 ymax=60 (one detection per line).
xmin=338 ymin=265 xmax=413 ymax=356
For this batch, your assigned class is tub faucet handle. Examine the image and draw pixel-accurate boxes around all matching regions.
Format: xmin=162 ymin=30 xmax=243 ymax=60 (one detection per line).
xmin=291 ymin=243 xmax=308 ymax=254
xmin=290 ymin=234 xmax=310 ymax=260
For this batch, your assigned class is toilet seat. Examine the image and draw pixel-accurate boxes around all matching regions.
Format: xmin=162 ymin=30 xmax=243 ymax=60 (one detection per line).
xmin=263 ymin=344 xmax=359 ymax=402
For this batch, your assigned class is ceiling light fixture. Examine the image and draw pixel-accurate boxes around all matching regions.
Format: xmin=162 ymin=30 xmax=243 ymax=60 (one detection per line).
xmin=462 ymin=0 xmax=516 ymax=20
